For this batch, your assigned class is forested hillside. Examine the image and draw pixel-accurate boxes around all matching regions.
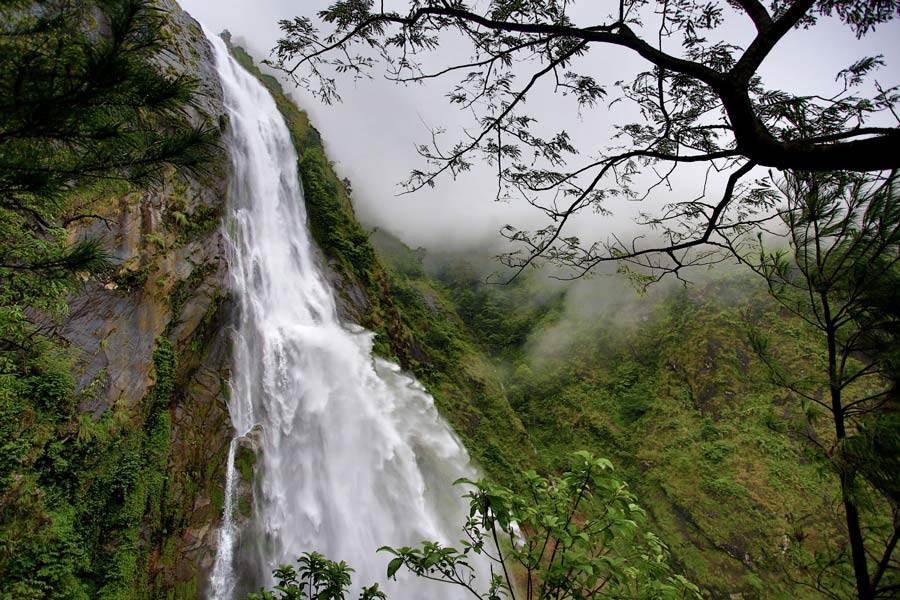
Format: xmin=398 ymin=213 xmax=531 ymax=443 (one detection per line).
xmin=370 ymin=232 xmax=865 ymax=598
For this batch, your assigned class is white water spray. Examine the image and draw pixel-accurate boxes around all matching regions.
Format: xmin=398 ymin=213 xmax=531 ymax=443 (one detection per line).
xmin=205 ymin=31 xmax=481 ymax=600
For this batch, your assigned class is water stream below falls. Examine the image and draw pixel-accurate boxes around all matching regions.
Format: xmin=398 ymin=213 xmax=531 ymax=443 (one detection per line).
xmin=204 ymin=30 xmax=481 ymax=600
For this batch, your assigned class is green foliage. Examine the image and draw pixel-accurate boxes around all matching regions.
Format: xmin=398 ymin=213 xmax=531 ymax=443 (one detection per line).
xmin=428 ymin=265 xmax=844 ymax=598
xmin=252 ymin=454 xmax=699 ymax=600
xmin=234 ymin=444 xmax=257 ymax=484
xmin=700 ymin=439 xmax=735 ymax=463
xmin=0 ymin=0 xmax=217 ymax=339
xmin=298 ymin=147 xmax=376 ymax=278
xmin=152 ymin=339 xmax=177 ymax=408
xmin=429 ymin=260 xmax=564 ymax=361
xmin=0 ymin=3 xmax=211 ymax=592
xmin=0 ymin=1 xmax=215 ymax=194
xmin=613 ymin=362 xmax=654 ymax=423
xmin=172 ymin=204 xmax=222 ymax=245
xmin=245 ymin=552 xmax=385 ymax=600
xmin=386 ymin=452 xmax=700 ymax=600
xmin=0 ymin=337 xmax=176 ymax=599
xmin=843 ymin=409 xmax=900 ymax=505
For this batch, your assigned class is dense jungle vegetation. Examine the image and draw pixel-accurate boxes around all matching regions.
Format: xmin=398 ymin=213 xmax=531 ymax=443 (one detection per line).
xmin=364 ymin=224 xmax=899 ymax=599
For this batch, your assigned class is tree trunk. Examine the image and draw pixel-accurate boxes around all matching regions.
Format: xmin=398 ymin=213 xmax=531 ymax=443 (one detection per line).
xmin=827 ymin=320 xmax=872 ymax=599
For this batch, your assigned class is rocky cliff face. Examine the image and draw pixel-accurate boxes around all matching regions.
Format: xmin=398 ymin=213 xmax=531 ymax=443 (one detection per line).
xmin=57 ymin=4 xmax=233 ymax=597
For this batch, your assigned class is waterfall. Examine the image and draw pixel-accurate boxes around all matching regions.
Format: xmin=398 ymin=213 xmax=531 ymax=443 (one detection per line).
xmin=204 ymin=31 xmax=482 ymax=600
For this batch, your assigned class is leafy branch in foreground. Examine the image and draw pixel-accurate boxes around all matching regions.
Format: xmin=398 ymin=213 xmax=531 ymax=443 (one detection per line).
xmin=248 ymin=453 xmax=701 ymax=600
xmin=273 ymin=0 xmax=899 ymax=281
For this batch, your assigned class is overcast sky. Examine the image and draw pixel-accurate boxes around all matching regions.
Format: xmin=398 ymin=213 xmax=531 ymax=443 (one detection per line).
xmin=179 ymin=0 xmax=900 ymax=254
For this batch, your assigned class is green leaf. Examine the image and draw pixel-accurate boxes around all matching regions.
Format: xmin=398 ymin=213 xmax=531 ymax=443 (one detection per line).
xmin=386 ymin=557 xmax=403 ymax=579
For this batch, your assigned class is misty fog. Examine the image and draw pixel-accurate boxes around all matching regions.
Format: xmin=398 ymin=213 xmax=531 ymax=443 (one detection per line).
xmin=179 ymin=0 xmax=900 ymax=265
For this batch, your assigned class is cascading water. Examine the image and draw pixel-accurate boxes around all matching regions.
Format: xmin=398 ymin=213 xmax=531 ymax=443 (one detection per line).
xmin=204 ymin=31 xmax=483 ymax=600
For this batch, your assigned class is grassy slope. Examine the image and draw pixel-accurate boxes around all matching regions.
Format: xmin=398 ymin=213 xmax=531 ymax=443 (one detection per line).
xmin=519 ymin=277 xmax=835 ymax=599
xmin=625 ymin=282 xmax=836 ymax=598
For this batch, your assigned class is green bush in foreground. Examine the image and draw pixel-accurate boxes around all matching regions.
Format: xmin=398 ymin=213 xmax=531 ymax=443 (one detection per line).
xmin=246 ymin=453 xmax=701 ymax=600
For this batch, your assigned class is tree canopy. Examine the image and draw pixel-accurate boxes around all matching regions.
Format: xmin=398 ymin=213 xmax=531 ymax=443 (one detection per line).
xmin=272 ymin=0 xmax=900 ymax=279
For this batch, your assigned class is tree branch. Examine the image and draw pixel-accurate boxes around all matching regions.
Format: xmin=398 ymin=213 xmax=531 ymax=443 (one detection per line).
xmin=731 ymin=0 xmax=773 ymax=30
xmin=733 ymin=0 xmax=817 ymax=81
